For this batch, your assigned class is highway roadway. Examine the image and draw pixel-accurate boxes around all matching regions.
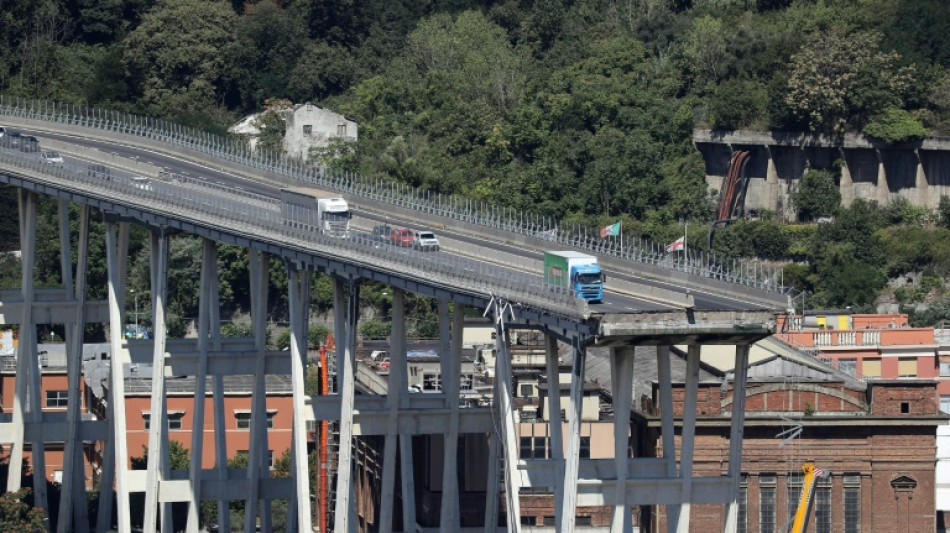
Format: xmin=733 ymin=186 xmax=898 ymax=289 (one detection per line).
xmin=15 ymin=127 xmax=775 ymax=313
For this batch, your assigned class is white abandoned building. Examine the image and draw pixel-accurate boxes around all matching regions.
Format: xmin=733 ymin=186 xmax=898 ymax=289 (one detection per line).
xmin=229 ymin=102 xmax=358 ymax=161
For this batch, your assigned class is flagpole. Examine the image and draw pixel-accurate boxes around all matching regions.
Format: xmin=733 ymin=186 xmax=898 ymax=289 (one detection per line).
xmin=619 ymin=220 xmax=623 ymax=250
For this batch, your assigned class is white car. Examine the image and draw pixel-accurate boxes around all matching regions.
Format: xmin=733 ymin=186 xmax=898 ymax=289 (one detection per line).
xmin=412 ymin=230 xmax=440 ymax=251
xmin=41 ymin=151 xmax=63 ymax=165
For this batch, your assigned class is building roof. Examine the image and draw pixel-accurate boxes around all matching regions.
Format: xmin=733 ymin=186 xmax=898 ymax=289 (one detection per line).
xmin=120 ymin=374 xmax=293 ymax=395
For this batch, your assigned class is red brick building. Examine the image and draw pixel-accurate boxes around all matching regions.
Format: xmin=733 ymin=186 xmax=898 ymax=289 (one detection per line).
xmin=650 ymin=348 xmax=945 ymax=533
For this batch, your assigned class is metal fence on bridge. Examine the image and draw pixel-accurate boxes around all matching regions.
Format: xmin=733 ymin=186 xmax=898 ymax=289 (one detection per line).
xmin=0 ymin=95 xmax=787 ymax=294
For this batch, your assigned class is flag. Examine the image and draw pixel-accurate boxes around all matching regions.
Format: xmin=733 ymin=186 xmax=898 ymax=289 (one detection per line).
xmin=666 ymin=236 xmax=686 ymax=252
xmin=600 ymin=221 xmax=620 ymax=238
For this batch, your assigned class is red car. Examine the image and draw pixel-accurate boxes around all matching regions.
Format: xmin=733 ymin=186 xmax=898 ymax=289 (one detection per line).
xmin=390 ymin=228 xmax=414 ymax=247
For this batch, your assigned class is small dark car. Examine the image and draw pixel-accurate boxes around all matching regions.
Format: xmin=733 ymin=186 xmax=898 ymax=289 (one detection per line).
xmin=87 ymin=164 xmax=112 ymax=181
xmin=18 ymin=135 xmax=39 ymax=152
xmin=371 ymin=224 xmax=392 ymax=242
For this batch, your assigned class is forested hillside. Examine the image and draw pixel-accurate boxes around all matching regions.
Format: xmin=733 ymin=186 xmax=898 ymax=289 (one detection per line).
xmin=4 ymin=0 xmax=950 ymax=319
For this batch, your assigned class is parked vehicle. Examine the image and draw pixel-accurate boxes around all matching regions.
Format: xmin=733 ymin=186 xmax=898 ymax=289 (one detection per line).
xmin=280 ymin=187 xmax=351 ymax=237
xmin=87 ymin=164 xmax=112 ymax=181
xmin=543 ymin=251 xmax=605 ymax=303
xmin=412 ymin=230 xmax=440 ymax=251
xmin=18 ymin=135 xmax=39 ymax=152
xmin=41 ymin=151 xmax=63 ymax=165
xmin=389 ymin=228 xmax=414 ymax=247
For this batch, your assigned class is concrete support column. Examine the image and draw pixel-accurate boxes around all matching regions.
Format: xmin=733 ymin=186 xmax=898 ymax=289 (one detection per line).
xmin=657 ymin=346 xmax=676 ymax=533
xmin=186 ymin=239 xmax=217 ymax=531
xmin=143 ymin=229 xmax=172 ymax=533
xmin=245 ymin=250 xmax=272 ymax=532
xmin=58 ymin=203 xmax=90 ymax=533
xmin=610 ymin=346 xmax=635 ymax=533
xmin=380 ymin=287 xmax=409 ymax=532
xmin=544 ymin=334 xmax=564 ymax=532
xmin=493 ymin=317 xmax=523 ymax=533
xmin=333 ymin=277 xmax=359 ymax=533
xmin=839 ymin=148 xmax=855 ymax=207
xmin=483 ymin=425 xmax=501 ymax=533
xmin=439 ymin=300 xmax=464 ymax=532
xmin=561 ymin=337 xmax=587 ymax=533
xmin=9 ymin=190 xmax=46 ymax=511
xmin=671 ymin=345 xmax=701 ymax=533
xmin=100 ymin=219 xmax=131 ymax=533
xmin=875 ymin=148 xmax=890 ymax=204
xmin=287 ymin=263 xmax=313 ymax=532
xmin=724 ymin=345 xmax=751 ymax=533
xmin=209 ymin=250 xmax=228 ymax=533
xmin=765 ymin=146 xmax=779 ymax=213
xmin=915 ymin=149 xmax=931 ymax=208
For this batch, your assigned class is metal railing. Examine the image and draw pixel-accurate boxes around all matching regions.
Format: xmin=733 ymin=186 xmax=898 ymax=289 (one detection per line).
xmin=0 ymin=95 xmax=787 ymax=294
xmin=0 ymin=143 xmax=580 ymax=313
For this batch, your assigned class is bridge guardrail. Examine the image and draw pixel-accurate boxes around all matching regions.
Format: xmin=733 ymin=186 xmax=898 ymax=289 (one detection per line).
xmin=0 ymin=95 xmax=787 ymax=299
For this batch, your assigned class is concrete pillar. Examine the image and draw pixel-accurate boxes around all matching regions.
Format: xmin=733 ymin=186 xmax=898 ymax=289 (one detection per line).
xmin=287 ymin=263 xmax=314 ymax=532
xmin=915 ymin=149 xmax=931 ymax=208
xmin=610 ymin=346 xmax=635 ymax=533
xmin=657 ymin=345 xmax=676 ymax=533
xmin=671 ymin=345 xmax=701 ymax=533
xmin=439 ymin=300 xmax=464 ymax=532
xmin=765 ymin=146 xmax=779 ymax=213
xmin=58 ymin=203 xmax=90 ymax=533
xmin=209 ymin=250 xmax=229 ymax=533
xmin=186 ymin=239 xmax=216 ymax=531
xmin=875 ymin=148 xmax=890 ymax=204
xmin=333 ymin=277 xmax=359 ymax=533
xmin=839 ymin=148 xmax=855 ymax=207
xmin=561 ymin=337 xmax=587 ymax=533
xmin=143 ymin=230 xmax=171 ymax=533
xmin=245 ymin=250 xmax=272 ymax=532
xmin=494 ymin=317 xmax=523 ymax=533
xmin=483 ymin=426 xmax=501 ymax=533
xmin=724 ymin=345 xmax=751 ymax=533
xmin=380 ymin=288 xmax=408 ymax=532
xmin=544 ymin=334 xmax=564 ymax=532
xmin=102 ymin=219 xmax=132 ymax=533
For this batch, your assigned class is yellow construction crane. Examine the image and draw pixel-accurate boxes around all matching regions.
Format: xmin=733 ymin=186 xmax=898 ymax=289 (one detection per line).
xmin=789 ymin=463 xmax=827 ymax=533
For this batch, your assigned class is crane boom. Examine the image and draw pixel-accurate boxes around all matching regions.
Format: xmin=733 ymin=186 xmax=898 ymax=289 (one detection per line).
xmin=790 ymin=463 xmax=825 ymax=533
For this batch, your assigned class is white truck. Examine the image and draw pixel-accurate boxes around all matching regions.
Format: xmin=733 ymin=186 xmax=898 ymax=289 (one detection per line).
xmin=280 ymin=187 xmax=351 ymax=237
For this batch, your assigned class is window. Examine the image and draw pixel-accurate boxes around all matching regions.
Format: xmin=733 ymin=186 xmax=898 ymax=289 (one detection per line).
xmin=519 ymin=384 xmax=533 ymax=397
xmin=737 ymin=476 xmax=747 ymax=533
xmin=519 ymin=437 xmax=547 ymax=459
xmin=838 ymin=359 xmax=857 ymax=377
xmin=460 ymin=374 xmax=474 ymax=390
xmin=844 ymin=475 xmax=860 ymax=533
xmin=423 ymin=373 xmax=442 ymax=391
xmin=303 ymin=125 xmax=312 ymax=135
xmin=760 ymin=475 xmax=776 ymax=533
xmin=519 ymin=437 xmax=532 ymax=459
xmin=898 ymin=357 xmax=917 ymax=377
xmin=815 ymin=477 xmax=831 ymax=533
xmin=861 ymin=358 xmax=881 ymax=379
xmin=45 ymin=390 xmax=68 ymax=408
xmin=520 ymin=516 xmax=537 ymax=526
xmin=575 ymin=516 xmax=592 ymax=526
xmin=580 ymin=436 xmax=590 ymax=459
xmin=787 ymin=472 xmax=802 ymax=526
xmin=941 ymin=362 xmax=950 ymax=376
xmin=533 ymin=437 xmax=547 ymax=459
xmin=235 ymin=411 xmax=276 ymax=429
xmin=168 ymin=412 xmax=183 ymax=430
xmin=941 ymin=395 xmax=950 ymax=414
xmin=143 ymin=412 xmax=184 ymax=430
xmin=337 ymin=124 xmax=347 ymax=136
xmin=901 ymin=402 xmax=910 ymax=414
